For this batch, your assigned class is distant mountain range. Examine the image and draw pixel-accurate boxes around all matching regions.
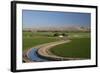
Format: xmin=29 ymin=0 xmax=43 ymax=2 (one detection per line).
xmin=23 ymin=25 xmax=90 ymax=32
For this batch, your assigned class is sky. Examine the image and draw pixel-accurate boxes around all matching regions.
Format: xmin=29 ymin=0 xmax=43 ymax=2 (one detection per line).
xmin=22 ymin=10 xmax=91 ymax=29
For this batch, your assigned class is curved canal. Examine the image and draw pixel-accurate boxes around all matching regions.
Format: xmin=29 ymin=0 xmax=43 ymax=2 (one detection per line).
xmin=27 ymin=48 xmax=49 ymax=62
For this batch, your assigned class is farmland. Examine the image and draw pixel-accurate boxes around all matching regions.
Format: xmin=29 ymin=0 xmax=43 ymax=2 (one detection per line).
xmin=50 ymin=38 xmax=90 ymax=58
xmin=23 ymin=31 xmax=91 ymax=62
xmin=22 ymin=31 xmax=91 ymax=62
xmin=23 ymin=31 xmax=61 ymax=50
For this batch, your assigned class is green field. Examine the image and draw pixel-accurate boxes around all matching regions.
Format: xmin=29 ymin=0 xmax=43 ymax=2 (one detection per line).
xmin=50 ymin=38 xmax=91 ymax=58
xmin=23 ymin=31 xmax=91 ymax=59
xmin=23 ymin=32 xmax=61 ymax=50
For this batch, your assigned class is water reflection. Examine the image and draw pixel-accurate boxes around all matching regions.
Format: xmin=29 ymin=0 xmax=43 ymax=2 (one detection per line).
xmin=27 ymin=48 xmax=48 ymax=62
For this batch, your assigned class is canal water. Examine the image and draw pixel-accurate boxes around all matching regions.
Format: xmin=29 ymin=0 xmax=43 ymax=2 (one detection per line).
xmin=27 ymin=48 xmax=48 ymax=62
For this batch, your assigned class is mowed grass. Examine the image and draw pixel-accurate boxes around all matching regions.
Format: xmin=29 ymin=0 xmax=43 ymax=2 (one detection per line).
xmin=50 ymin=38 xmax=91 ymax=58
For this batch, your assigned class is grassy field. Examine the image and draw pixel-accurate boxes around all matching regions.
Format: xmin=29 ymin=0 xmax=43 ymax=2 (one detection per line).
xmin=23 ymin=31 xmax=91 ymax=59
xmin=23 ymin=32 xmax=61 ymax=50
xmin=50 ymin=38 xmax=91 ymax=58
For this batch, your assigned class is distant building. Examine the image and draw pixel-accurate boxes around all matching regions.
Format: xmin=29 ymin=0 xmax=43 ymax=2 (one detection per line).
xmin=59 ymin=35 xmax=64 ymax=38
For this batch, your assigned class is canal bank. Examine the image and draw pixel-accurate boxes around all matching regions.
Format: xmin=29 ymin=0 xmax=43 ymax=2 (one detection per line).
xmin=23 ymin=40 xmax=85 ymax=63
xmin=23 ymin=40 xmax=71 ymax=62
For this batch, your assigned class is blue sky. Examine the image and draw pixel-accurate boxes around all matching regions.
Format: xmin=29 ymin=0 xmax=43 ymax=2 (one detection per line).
xmin=22 ymin=10 xmax=91 ymax=28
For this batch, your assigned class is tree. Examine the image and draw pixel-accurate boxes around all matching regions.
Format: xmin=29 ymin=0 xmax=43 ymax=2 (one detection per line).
xmin=62 ymin=33 xmax=66 ymax=36
xmin=54 ymin=33 xmax=59 ymax=36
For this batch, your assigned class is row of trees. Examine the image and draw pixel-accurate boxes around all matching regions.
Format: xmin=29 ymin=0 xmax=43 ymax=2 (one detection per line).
xmin=24 ymin=33 xmax=68 ymax=37
xmin=54 ymin=33 xmax=68 ymax=37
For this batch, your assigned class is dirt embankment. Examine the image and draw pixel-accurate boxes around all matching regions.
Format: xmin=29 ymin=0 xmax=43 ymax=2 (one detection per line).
xmin=23 ymin=39 xmax=85 ymax=62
